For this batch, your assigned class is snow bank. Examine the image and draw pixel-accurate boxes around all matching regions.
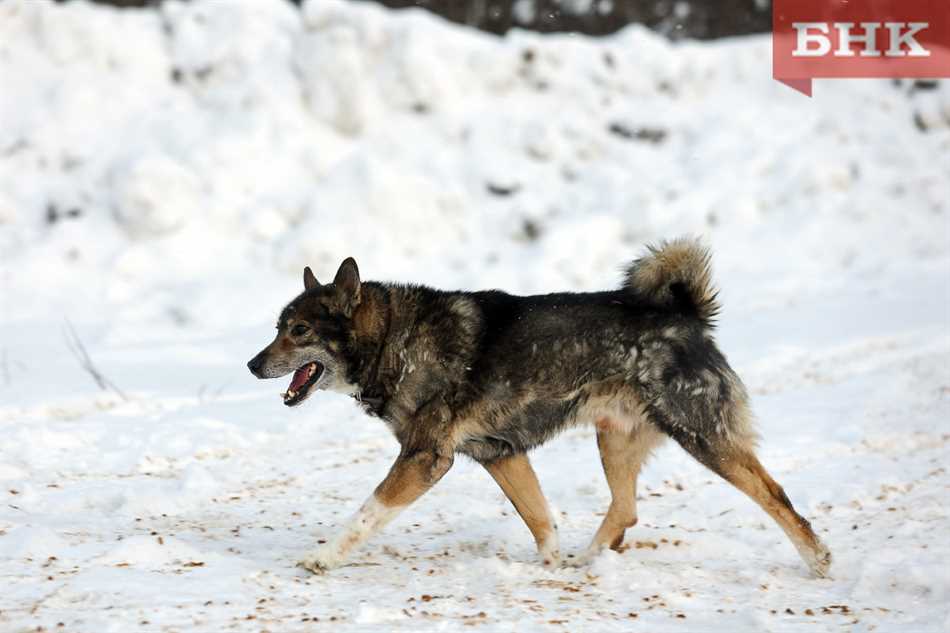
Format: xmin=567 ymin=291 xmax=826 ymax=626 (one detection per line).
xmin=2 ymin=0 xmax=947 ymax=329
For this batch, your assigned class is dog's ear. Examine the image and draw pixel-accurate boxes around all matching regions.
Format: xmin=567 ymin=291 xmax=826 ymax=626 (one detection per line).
xmin=303 ymin=266 xmax=319 ymax=291
xmin=333 ymin=257 xmax=361 ymax=314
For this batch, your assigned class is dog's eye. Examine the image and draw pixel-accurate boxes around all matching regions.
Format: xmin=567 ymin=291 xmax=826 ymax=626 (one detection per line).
xmin=291 ymin=324 xmax=310 ymax=337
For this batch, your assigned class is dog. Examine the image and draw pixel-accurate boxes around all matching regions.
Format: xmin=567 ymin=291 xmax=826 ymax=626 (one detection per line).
xmin=247 ymin=238 xmax=832 ymax=577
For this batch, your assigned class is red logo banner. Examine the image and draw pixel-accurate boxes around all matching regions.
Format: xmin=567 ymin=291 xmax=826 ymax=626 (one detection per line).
xmin=773 ymin=0 xmax=950 ymax=96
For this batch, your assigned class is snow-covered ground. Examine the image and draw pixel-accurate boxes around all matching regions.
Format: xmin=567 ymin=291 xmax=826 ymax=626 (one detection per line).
xmin=1 ymin=0 xmax=949 ymax=630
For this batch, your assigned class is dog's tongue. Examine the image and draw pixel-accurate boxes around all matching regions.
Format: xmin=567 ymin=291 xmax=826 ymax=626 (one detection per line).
xmin=289 ymin=365 xmax=311 ymax=391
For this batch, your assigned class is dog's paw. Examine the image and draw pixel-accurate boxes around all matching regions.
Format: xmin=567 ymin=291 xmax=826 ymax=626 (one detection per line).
xmin=567 ymin=555 xmax=602 ymax=579
xmin=296 ymin=556 xmax=329 ymax=575
xmin=297 ymin=547 xmax=342 ymax=574
xmin=806 ymin=540 xmax=833 ymax=578
xmin=539 ymin=540 xmax=561 ymax=569
xmin=540 ymin=551 xmax=561 ymax=569
xmin=566 ymin=549 xmax=598 ymax=569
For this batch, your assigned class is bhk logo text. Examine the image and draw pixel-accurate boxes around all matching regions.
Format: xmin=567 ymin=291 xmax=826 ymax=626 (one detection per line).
xmin=773 ymin=1 xmax=949 ymax=96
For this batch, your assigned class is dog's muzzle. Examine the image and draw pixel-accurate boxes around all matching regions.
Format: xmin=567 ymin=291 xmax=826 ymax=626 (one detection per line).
xmin=247 ymin=351 xmax=268 ymax=378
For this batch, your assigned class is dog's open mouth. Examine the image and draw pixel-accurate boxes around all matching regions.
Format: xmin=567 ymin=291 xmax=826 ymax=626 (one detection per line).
xmin=282 ymin=362 xmax=324 ymax=406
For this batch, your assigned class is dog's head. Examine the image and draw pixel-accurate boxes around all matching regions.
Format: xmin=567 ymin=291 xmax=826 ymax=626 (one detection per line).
xmin=247 ymin=258 xmax=361 ymax=406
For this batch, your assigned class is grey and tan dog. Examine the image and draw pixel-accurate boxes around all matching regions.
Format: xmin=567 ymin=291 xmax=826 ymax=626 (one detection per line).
xmin=247 ymin=238 xmax=831 ymax=576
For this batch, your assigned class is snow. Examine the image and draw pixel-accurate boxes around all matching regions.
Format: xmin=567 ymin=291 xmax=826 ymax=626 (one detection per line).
xmin=1 ymin=0 xmax=949 ymax=630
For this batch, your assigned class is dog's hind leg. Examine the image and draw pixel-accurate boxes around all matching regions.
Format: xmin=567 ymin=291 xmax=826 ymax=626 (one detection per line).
xmin=483 ymin=453 xmax=560 ymax=567
xmin=716 ymin=447 xmax=831 ymax=577
xmin=582 ymin=420 xmax=664 ymax=560
xmin=639 ymin=342 xmax=831 ymax=576
xmin=670 ymin=431 xmax=832 ymax=577
xmin=298 ymin=447 xmax=453 ymax=573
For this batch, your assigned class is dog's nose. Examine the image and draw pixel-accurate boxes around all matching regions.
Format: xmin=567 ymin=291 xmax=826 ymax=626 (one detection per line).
xmin=247 ymin=352 xmax=266 ymax=378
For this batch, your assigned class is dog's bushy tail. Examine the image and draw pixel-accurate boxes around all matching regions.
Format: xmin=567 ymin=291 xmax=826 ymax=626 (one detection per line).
xmin=623 ymin=237 xmax=720 ymax=327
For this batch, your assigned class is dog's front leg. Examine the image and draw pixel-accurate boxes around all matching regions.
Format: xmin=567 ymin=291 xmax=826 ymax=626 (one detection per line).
xmin=298 ymin=448 xmax=454 ymax=573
